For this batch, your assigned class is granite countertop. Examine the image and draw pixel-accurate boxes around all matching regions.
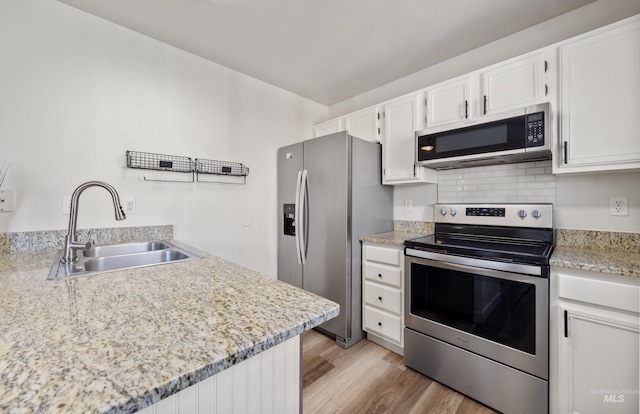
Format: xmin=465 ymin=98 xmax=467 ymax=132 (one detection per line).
xmin=550 ymin=245 xmax=640 ymax=278
xmin=0 ymin=245 xmax=339 ymax=413
xmin=359 ymin=230 xmax=431 ymax=247
xmin=361 ymin=228 xmax=640 ymax=279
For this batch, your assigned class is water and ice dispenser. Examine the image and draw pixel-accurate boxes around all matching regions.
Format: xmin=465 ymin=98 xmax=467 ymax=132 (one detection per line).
xmin=283 ymin=204 xmax=295 ymax=236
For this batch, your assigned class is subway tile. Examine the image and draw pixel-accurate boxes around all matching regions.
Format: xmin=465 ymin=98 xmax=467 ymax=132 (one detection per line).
xmin=526 ymin=182 xmax=547 ymax=189
xmin=525 ymin=167 xmax=546 ymax=175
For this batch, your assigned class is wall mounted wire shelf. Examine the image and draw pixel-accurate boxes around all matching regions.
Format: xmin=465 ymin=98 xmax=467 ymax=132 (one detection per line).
xmin=195 ymin=158 xmax=249 ymax=184
xmin=125 ymin=151 xmax=250 ymax=184
xmin=126 ymin=150 xmax=194 ymax=182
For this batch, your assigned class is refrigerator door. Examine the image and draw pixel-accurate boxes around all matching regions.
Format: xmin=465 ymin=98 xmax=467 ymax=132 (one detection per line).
xmin=303 ymin=131 xmax=350 ymax=341
xmin=277 ymin=143 xmax=304 ymax=288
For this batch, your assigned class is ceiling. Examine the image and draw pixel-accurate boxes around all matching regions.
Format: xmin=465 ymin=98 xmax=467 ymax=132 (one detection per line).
xmin=57 ymin=0 xmax=595 ymax=106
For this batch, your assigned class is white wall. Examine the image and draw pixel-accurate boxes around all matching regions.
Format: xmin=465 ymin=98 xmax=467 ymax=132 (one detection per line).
xmin=335 ymin=0 xmax=640 ymax=232
xmin=0 ymin=0 xmax=327 ymax=276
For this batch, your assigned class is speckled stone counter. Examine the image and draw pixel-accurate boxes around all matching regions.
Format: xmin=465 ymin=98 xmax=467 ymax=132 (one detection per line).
xmin=551 ymin=229 xmax=640 ymax=278
xmin=359 ymin=220 xmax=434 ymax=247
xmin=0 ymin=245 xmax=339 ymax=413
xmin=550 ymin=246 xmax=640 ymax=278
xmin=359 ymin=231 xmax=427 ymax=247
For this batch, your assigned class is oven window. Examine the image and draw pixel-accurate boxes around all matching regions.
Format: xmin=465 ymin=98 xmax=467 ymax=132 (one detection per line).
xmin=410 ymin=263 xmax=536 ymax=354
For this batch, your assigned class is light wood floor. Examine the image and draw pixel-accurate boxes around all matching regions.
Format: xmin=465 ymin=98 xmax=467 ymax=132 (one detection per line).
xmin=302 ymin=329 xmax=498 ymax=414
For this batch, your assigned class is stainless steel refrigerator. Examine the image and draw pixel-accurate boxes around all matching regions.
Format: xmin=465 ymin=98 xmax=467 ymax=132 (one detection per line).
xmin=277 ymin=131 xmax=393 ymax=348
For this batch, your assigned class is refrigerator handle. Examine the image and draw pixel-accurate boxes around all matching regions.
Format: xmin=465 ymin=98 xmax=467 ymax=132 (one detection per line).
xmin=294 ymin=170 xmax=303 ymax=265
xmin=299 ymin=169 xmax=309 ymax=265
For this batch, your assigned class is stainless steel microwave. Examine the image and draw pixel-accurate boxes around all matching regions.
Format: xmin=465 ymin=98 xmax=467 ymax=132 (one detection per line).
xmin=416 ymin=103 xmax=551 ymax=170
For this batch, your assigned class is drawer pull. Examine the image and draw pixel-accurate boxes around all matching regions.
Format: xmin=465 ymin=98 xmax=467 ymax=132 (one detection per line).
xmin=378 ymin=322 xmax=382 ymax=327
xmin=378 ymin=296 xmax=382 ymax=301
xmin=378 ymin=273 xmax=382 ymax=278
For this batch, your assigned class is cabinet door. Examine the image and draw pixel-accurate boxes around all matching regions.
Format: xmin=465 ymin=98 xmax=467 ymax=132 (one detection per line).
xmin=425 ymin=76 xmax=472 ymax=128
xmin=382 ymin=94 xmax=436 ymax=184
xmin=560 ymin=307 xmax=639 ymax=414
xmin=481 ymin=52 xmax=547 ymax=115
xmin=313 ymin=118 xmax=343 ymax=137
xmin=557 ymin=16 xmax=640 ymax=173
xmin=344 ymin=106 xmax=381 ymax=142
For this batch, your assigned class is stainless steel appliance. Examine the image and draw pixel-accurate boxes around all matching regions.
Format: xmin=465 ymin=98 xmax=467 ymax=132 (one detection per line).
xmin=278 ymin=131 xmax=393 ymax=348
xmin=404 ymin=204 xmax=554 ymax=414
xmin=416 ymin=103 xmax=551 ymax=169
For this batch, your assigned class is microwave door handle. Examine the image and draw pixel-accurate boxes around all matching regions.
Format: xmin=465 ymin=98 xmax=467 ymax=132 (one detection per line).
xmin=299 ymin=169 xmax=309 ymax=265
xmin=294 ymin=170 xmax=303 ymax=265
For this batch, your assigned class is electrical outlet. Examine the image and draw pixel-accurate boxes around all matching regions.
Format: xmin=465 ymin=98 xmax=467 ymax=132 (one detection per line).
xmin=609 ymin=197 xmax=628 ymax=216
xmin=404 ymin=199 xmax=413 ymax=211
xmin=0 ymin=189 xmax=14 ymax=212
xmin=123 ymin=197 xmax=136 ymax=214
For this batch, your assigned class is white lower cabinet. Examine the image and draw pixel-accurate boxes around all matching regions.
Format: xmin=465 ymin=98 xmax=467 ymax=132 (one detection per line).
xmin=362 ymin=242 xmax=404 ymax=355
xmin=136 ymin=335 xmax=301 ymax=414
xmin=550 ymin=267 xmax=639 ymax=414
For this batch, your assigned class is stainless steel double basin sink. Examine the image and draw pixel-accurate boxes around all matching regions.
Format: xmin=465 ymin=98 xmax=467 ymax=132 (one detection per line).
xmin=48 ymin=240 xmax=201 ymax=280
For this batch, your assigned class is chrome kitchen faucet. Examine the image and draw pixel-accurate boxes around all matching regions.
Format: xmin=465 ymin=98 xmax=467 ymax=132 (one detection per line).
xmin=61 ymin=181 xmax=126 ymax=264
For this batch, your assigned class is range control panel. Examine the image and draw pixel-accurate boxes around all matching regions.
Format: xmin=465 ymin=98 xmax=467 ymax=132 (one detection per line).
xmin=466 ymin=207 xmax=505 ymax=217
xmin=435 ymin=204 xmax=553 ymax=228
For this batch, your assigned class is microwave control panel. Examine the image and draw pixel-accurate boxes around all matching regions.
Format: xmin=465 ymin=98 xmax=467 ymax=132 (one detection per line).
xmin=526 ymin=112 xmax=545 ymax=147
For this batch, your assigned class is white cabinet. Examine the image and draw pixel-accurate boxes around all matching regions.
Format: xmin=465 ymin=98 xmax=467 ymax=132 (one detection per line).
xmin=480 ymin=52 xmax=548 ymax=115
xmin=550 ymin=267 xmax=639 ymax=414
xmin=556 ymin=15 xmax=640 ymax=173
xmin=136 ymin=335 xmax=301 ymax=414
xmin=424 ymin=51 xmax=550 ymax=130
xmin=382 ymin=93 xmax=437 ymax=185
xmin=344 ymin=106 xmax=381 ymax=142
xmin=425 ymin=76 xmax=473 ymax=128
xmin=313 ymin=106 xmax=380 ymax=142
xmin=313 ymin=118 xmax=343 ymax=137
xmin=362 ymin=242 xmax=405 ymax=355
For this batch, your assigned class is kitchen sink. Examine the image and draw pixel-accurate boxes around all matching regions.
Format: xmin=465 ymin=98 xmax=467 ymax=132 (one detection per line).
xmin=83 ymin=249 xmax=190 ymax=272
xmin=83 ymin=241 xmax=172 ymax=257
xmin=48 ymin=240 xmax=201 ymax=280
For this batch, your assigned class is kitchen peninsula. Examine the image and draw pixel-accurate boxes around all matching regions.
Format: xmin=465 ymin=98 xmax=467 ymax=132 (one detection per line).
xmin=0 ymin=232 xmax=339 ymax=413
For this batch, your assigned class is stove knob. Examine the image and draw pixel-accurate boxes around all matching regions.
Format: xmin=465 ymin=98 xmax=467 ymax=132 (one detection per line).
xmin=518 ymin=209 xmax=527 ymax=219
xmin=451 ymin=209 xmax=457 ymax=217
xmin=532 ymin=209 xmax=542 ymax=219
xmin=440 ymin=208 xmax=447 ymax=216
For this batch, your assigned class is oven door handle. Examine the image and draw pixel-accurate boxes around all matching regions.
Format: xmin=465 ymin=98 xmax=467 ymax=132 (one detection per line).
xmin=405 ymin=248 xmax=543 ymax=277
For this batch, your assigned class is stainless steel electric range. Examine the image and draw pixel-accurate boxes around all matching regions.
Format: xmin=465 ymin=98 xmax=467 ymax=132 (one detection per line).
xmin=404 ymin=204 xmax=554 ymax=414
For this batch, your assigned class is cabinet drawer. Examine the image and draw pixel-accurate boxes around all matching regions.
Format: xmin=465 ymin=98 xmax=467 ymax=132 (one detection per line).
xmin=364 ymin=282 xmax=402 ymax=315
xmin=364 ymin=307 xmax=402 ymax=343
xmin=365 ymin=245 xmax=402 ymax=266
xmin=364 ymin=263 xmax=402 ymax=288
xmin=558 ymin=273 xmax=640 ymax=314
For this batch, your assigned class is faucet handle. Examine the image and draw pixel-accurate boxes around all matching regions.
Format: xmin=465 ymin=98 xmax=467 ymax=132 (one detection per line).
xmin=85 ymin=230 xmax=95 ymax=249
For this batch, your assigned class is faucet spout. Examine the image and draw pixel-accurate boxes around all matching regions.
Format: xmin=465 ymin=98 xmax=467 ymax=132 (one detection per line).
xmin=61 ymin=181 xmax=126 ymax=264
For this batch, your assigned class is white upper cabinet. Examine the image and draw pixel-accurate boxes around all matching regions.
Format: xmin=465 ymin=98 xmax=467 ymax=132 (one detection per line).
xmin=382 ymin=93 xmax=437 ymax=185
xmin=480 ymin=52 xmax=548 ymax=115
xmin=424 ymin=51 xmax=550 ymax=131
xmin=344 ymin=106 xmax=381 ymax=142
xmin=425 ymin=76 xmax=473 ymax=128
xmin=556 ymin=15 xmax=640 ymax=173
xmin=313 ymin=118 xmax=343 ymax=137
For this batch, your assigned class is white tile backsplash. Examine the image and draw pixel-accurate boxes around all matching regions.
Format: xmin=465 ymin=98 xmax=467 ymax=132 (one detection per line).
xmin=437 ymin=161 xmax=556 ymax=204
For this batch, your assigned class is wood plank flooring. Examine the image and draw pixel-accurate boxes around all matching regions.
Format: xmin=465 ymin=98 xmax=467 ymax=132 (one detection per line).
xmin=302 ymin=330 xmax=498 ymax=414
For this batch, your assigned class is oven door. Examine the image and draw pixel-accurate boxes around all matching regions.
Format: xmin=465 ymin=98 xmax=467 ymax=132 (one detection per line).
xmin=405 ymin=254 xmax=548 ymax=380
